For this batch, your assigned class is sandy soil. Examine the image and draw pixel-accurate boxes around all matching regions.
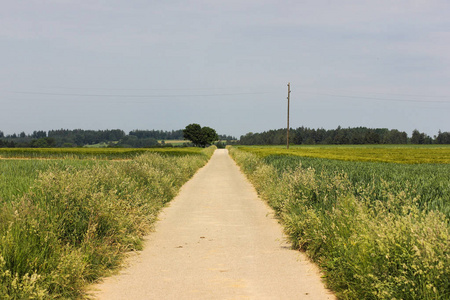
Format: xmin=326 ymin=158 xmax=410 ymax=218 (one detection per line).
xmin=89 ymin=149 xmax=335 ymax=300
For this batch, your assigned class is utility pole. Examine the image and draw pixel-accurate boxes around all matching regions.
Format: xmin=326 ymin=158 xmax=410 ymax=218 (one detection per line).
xmin=287 ymin=82 xmax=291 ymax=149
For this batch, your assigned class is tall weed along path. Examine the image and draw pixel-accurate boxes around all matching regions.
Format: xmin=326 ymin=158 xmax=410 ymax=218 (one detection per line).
xmin=91 ymin=149 xmax=334 ymax=300
xmin=230 ymin=146 xmax=449 ymax=300
xmin=0 ymin=148 xmax=214 ymax=299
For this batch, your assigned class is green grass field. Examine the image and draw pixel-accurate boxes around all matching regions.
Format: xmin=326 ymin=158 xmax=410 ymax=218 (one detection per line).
xmin=0 ymin=147 xmax=205 ymax=160
xmin=0 ymin=147 xmax=215 ymax=299
xmin=230 ymin=145 xmax=449 ymax=299
xmin=0 ymin=159 xmax=104 ymax=202
xmin=0 ymin=147 xmax=206 ymax=202
xmin=158 ymin=139 xmax=188 ymax=146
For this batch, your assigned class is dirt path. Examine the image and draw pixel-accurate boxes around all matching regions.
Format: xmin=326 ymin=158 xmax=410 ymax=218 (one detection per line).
xmin=90 ymin=149 xmax=335 ymax=299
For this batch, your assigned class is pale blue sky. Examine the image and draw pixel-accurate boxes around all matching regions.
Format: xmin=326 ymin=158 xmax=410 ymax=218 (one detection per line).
xmin=1 ymin=0 xmax=449 ymax=138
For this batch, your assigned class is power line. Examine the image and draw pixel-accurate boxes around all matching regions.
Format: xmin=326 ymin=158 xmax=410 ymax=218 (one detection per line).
xmin=350 ymin=91 xmax=450 ymax=99
xmin=298 ymin=91 xmax=450 ymax=104
xmin=5 ymin=91 xmax=274 ymax=98
xmin=3 ymin=88 xmax=450 ymax=104
xmin=43 ymin=86 xmax=256 ymax=91
xmin=296 ymin=86 xmax=450 ymax=99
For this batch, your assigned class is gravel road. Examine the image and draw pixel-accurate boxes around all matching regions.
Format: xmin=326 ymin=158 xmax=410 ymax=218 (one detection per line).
xmin=90 ymin=149 xmax=335 ymax=299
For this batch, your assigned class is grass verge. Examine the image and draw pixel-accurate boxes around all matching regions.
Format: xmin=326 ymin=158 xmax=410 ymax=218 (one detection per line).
xmin=0 ymin=147 xmax=215 ymax=299
xmin=229 ymin=146 xmax=449 ymax=299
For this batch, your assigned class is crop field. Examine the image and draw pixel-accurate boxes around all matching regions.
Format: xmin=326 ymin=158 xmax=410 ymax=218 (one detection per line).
xmin=230 ymin=146 xmax=449 ymax=299
xmin=0 ymin=147 xmax=215 ymax=299
xmin=158 ymin=139 xmax=188 ymax=146
xmin=0 ymin=147 xmax=205 ymax=160
xmin=0 ymin=159 xmax=104 ymax=203
xmin=238 ymin=144 xmax=450 ymax=164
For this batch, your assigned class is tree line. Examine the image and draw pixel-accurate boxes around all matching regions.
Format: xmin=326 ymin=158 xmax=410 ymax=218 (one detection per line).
xmin=0 ymin=129 xmax=237 ymax=148
xmin=2 ymin=126 xmax=448 ymax=148
xmin=239 ymin=126 xmax=450 ymax=145
xmin=0 ymin=129 xmax=127 ymax=148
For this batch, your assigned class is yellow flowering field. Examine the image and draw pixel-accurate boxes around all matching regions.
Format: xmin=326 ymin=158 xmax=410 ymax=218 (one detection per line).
xmin=237 ymin=145 xmax=450 ymax=164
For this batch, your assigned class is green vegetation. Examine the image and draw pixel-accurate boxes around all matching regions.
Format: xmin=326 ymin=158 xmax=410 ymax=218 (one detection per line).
xmin=230 ymin=146 xmax=449 ymax=299
xmin=158 ymin=140 xmax=188 ymax=146
xmin=0 ymin=159 xmax=103 ymax=202
xmin=0 ymin=128 xmax=237 ymax=148
xmin=183 ymin=123 xmax=219 ymax=148
xmin=0 ymin=147 xmax=205 ymax=160
xmin=237 ymin=145 xmax=450 ymax=164
xmin=262 ymin=155 xmax=450 ymax=217
xmin=0 ymin=147 xmax=215 ymax=299
xmin=239 ymin=126 xmax=450 ymax=145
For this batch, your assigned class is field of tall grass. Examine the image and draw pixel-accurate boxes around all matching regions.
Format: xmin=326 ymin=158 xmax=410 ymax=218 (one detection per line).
xmin=0 ymin=147 xmax=215 ymax=299
xmin=230 ymin=146 xmax=449 ymax=299
xmin=0 ymin=147 xmax=205 ymax=160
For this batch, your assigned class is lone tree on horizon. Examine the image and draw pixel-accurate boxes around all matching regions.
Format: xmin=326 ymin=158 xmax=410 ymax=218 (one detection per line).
xmin=183 ymin=123 xmax=219 ymax=147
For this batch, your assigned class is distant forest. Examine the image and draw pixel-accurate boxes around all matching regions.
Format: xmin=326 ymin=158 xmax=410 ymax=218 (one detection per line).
xmin=0 ymin=129 xmax=236 ymax=148
xmin=0 ymin=127 xmax=449 ymax=148
xmin=239 ymin=127 xmax=450 ymax=145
